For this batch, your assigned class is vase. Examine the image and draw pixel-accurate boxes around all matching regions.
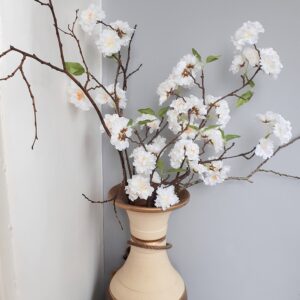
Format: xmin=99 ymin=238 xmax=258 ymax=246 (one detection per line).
xmin=107 ymin=184 xmax=190 ymax=300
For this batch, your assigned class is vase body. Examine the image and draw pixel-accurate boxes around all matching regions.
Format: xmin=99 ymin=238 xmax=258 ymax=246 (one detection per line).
xmin=108 ymin=185 xmax=189 ymax=300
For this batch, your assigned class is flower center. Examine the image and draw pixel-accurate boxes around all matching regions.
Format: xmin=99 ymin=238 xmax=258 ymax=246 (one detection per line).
xmin=116 ymin=28 xmax=126 ymax=38
xmin=76 ymin=90 xmax=85 ymax=101
xmin=118 ymin=128 xmax=128 ymax=141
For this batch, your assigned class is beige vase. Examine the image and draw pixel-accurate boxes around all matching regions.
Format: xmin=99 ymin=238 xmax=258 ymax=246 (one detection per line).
xmin=108 ymin=185 xmax=190 ymax=300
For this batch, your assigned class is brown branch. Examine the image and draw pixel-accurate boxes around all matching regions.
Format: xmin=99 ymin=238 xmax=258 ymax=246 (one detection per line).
xmin=258 ymin=169 xmax=300 ymax=180
xmin=19 ymin=62 xmax=39 ymax=149
xmin=33 ymin=0 xmax=49 ymax=6
xmin=123 ymin=24 xmax=137 ymax=90
xmin=0 ymin=65 xmax=21 ymax=81
xmin=82 ymin=193 xmax=116 ymax=204
xmin=48 ymin=0 xmax=66 ymax=68
xmin=127 ymin=63 xmax=143 ymax=79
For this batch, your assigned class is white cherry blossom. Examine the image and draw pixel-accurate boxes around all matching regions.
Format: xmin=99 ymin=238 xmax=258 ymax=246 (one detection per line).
xmin=232 ymin=21 xmax=265 ymax=50
xmin=68 ymin=81 xmax=91 ymax=111
xmin=96 ymin=29 xmax=121 ymax=57
xmin=255 ymin=138 xmax=274 ymax=159
xmin=96 ymin=83 xmax=127 ymax=109
xmin=260 ymin=48 xmax=283 ymax=79
xmin=110 ymin=116 xmax=132 ymax=151
xmin=110 ymin=20 xmax=134 ymax=46
xmin=157 ymin=79 xmax=177 ymax=105
xmin=125 ymin=175 xmax=154 ymax=201
xmin=146 ymin=136 xmax=166 ymax=155
xmin=155 ymin=185 xmax=179 ymax=211
xmin=243 ymin=47 xmax=260 ymax=67
xmin=79 ymin=4 xmax=105 ymax=35
xmin=131 ymin=147 xmax=156 ymax=175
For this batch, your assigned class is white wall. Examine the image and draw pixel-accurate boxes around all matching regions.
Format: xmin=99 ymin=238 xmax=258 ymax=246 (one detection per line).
xmin=0 ymin=1 xmax=104 ymax=299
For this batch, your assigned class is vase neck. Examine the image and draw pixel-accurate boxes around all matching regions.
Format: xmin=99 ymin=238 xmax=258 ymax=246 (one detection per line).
xmin=127 ymin=210 xmax=172 ymax=241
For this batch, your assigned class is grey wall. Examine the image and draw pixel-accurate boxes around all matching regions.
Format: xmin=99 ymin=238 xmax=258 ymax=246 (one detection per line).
xmin=102 ymin=0 xmax=300 ymax=299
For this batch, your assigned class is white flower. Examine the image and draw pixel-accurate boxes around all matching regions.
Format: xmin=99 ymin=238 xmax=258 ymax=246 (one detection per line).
xmin=260 ymin=48 xmax=283 ymax=79
xmin=203 ymin=160 xmax=230 ymax=186
xmin=273 ymin=117 xmax=292 ymax=145
xmin=157 ymin=79 xmax=177 ymax=105
xmin=100 ymin=113 xmax=119 ymax=133
xmin=255 ymin=138 xmax=274 ymax=159
xmin=180 ymin=124 xmax=198 ymax=140
xmin=96 ymin=29 xmax=121 ymax=57
xmin=110 ymin=116 xmax=132 ymax=151
xmin=257 ymin=112 xmax=292 ymax=145
xmin=131 ymin=147 xmax=156 ymax=175
xmin=125 ymin=175 xmax=154 ymax=201
xmin=96 ymin=83 xmax=127 ymax=109
xmin=68 ymin=81 xmax=91 ymax=111
xmin=205 ymin=95 xmax=219 ymax=105
xmin=146 ymin=136 xmax=166 ymax=155
xmin=110 ymin=20 xmax=134 ymax=46
xmin=229 ymin=54 xmax=247 ymax=74
xmin=200 ymin=128 xmax=224 ymax=153
xmin=166 ymin=109 xmax=182 ymax=134
xmin=169 ymin=139 xmax=199 ymax=168
xmin=232 ymin=21 xmax=265 ymax=50
xmin=190 ymin=161 xmax=208 ymax=178
xmin=79 ymin=4 xmax=105 ymax=35
xmin=172 ymin=54 xmax=201 ymax=87
xmin=215 ymin=100 xmax=231 ymax=129
xmin=186 ymin=95 xmax=207 ymax=120
xmin=152 ymin=171 xmax=161 ymax=184
xmin=155 ymin=185 xmax=179 ymax=211
xmin=243 ymin=47 xmax=260 ymax=67
xmin=257 ymin=111 xmax=279 ymax=124
xmin=170 ymin=98 xmax=190 ymax=114
xmin=136 ymin=114 xmax=160 ymax=133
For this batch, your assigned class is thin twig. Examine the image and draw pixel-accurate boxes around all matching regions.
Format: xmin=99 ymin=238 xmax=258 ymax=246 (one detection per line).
xmin=19 ymin=63 xmax=39 ymax=149
xmin=127 ymin=63 xmax=143 ymax=79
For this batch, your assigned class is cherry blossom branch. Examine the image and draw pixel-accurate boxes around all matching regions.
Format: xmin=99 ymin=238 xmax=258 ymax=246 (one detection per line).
xmin=188 ymin=135 xmax=300 ymax=187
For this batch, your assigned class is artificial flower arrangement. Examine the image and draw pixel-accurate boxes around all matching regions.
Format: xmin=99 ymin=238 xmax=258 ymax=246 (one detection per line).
xmin=1 ymin=1 xmax=299 ymax=211
xmin=2 ymin=2 xmax=300 ymax=299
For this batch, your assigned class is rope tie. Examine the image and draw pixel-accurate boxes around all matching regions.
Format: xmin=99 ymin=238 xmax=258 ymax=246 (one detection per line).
xmin=128 ymin=234 xmax=172 ymax=250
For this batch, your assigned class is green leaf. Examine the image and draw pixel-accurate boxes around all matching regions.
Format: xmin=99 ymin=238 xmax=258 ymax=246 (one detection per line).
xmin=127 ymin=119 xmax=133 ymax=126
xmin=206 ymin=55 xmax=220 ymax=63
xmin=138 ymin=119 xmax=153 ymax=126
xmin=249 ymin=80 xmax=255 ymax=88
xmin=192 ymin=48 xmax=202 ymax=62
xmin=188 ymin=124 xmax=199 ymax=130
xmin=224 ymin=134 xmax=240 ymax=142
xmin=158 ymin=107 xmax=169 ymax=118
xmin=156 ymin=159 xmax=165 ymax=172
xmin=138 ymin=108 xmax=156 ymax=116
xmin=236 ymin=90 xmax=254 ymax=107
xmin=203 ymin=125 xmax=219 ymax=131
xmin=167 ymin=168 xmax=186 ymax=174
xmin=64 ymin=62 xmax=85 ymax=76
xmin=219 ymin=128 xmax=225 ymax=139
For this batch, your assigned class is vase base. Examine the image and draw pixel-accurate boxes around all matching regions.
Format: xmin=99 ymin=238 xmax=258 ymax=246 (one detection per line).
xmin=107 ymin=287 xmax=187 ymax=300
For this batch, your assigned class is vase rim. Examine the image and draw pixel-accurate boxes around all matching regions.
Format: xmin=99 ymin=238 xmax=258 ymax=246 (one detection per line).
xmin=108 ymin=184 xmax=190 ymax=213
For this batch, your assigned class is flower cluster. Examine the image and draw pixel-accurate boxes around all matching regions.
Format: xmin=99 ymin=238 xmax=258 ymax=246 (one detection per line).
xmin=68 ymin=8 xmax=295 ymax=210
xmin=230 ymin=21 xmax=283 ymax=79
xmin=255 ymin=111 xmax=292 ymax=159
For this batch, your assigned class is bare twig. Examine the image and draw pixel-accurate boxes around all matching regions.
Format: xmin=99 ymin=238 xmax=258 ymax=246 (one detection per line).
xmin=82 ymin=193 xmax=116 ymax=204
xmin=258 ymin=169 xmax=300 ymax=180
xmin=19 ymin=63 xmax=39 ymax=149
xmin=127 ymin=63 xmax=143 ymax=79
